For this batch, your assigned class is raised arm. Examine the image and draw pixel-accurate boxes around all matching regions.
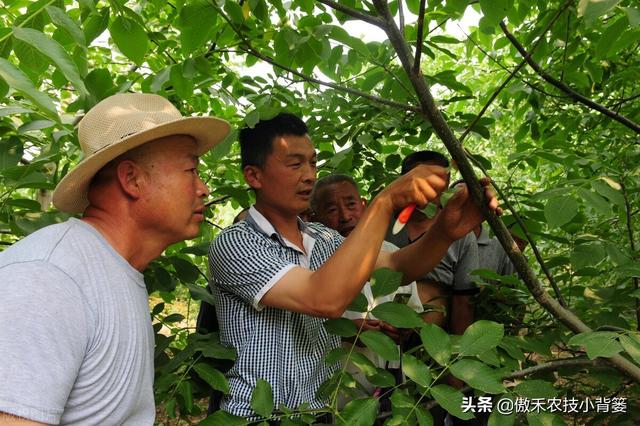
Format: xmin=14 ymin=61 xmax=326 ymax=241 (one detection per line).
xmin=381 ymin=177 xmax=498 ymax=284
xmin=260 ymin=164 xmax=448 ymax=318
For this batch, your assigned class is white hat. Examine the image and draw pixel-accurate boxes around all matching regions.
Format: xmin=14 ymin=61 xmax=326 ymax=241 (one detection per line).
xmin=52 ymin=93 xmax=231 ymax=213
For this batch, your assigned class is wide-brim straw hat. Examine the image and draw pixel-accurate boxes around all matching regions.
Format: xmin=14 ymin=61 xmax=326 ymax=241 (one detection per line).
xmin=52 ymin=93 xmax=231 ymax=213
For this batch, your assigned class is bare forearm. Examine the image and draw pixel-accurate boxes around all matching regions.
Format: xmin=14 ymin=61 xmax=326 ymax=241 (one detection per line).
xmin=308 ymin=197 xmax=394 ymax=316
xmin=450 ymin=295 xmax=474 ymax=335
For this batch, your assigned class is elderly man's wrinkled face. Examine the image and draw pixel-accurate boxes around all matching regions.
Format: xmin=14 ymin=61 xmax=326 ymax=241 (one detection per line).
xmin=313 ymin=181 xmax=366 ymax=237
xmin=138 ymin=135 xmax=209 ymax=243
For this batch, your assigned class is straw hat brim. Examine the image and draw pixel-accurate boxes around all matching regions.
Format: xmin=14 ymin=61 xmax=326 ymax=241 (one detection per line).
xmin=53 ymin=116 xmax=231 ymax=213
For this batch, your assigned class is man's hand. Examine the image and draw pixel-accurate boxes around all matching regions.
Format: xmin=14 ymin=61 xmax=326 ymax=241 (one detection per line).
xmin=352 ymin=319 xmax=410 ymax=344
xmin=376 ymin=164 xmax=449 ymax=214
xmin=434 ymin=177 xmax=500 ymax=241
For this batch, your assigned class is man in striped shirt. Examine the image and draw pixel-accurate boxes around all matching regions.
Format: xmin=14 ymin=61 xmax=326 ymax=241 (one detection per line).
xmin=208 ymin=113 xmax=499 ymax=420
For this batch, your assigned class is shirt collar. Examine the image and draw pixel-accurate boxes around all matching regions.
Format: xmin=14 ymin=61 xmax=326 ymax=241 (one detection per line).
xmin=476 ymin=225 xmax=491 ymax=246
xmin=247 ymin=205 xmax=317 ymax=253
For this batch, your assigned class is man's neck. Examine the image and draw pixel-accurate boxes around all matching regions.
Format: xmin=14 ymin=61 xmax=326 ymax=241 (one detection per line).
xmin=253 ymin=202 xmax=304 ymax=250
xmin=82 ymin=209 xmax=162 ymax=271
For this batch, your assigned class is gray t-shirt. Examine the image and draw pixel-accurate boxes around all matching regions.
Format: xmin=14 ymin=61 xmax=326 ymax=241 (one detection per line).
xmin=0 ymin=218 xmax=155 ymax=425
xmin=476 ymin=225 xmax=516 ymax=277
xmin=386 ymin=225 xmax=478 ymax=291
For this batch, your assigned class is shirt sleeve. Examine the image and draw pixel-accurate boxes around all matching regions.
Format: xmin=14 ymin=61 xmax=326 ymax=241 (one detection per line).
xmin=0 ymin=262 xmax=88 ymax=424
xmin=209 ymin=227 xmax=298 ymax=310
xmin=452 ymin=233 xmax=480 ymax=292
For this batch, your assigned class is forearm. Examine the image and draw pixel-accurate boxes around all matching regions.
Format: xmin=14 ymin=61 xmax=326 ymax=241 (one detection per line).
xmin=308 ymin=197 xmax=393 ymax=316
xmin=387 ymin=225 xmax=455 ymax=284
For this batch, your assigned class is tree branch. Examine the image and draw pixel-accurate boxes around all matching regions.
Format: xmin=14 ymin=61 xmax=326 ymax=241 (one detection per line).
xmin=620 ymin=181 xmax=640 ymax=330
xmin=459 ymin=0 xmax=573 ymax=144
xmin=316 ymin=0 xmax=385 ymax=28
xmin=500 ymin=21 xmax=640 ymax=136
xmin=212 ymin=6 xmax=418 ymax=113
xmin=370 ymin=0 xmax=640 ymax=382
xmin=413 ymin=0 xmax=427 ymax=73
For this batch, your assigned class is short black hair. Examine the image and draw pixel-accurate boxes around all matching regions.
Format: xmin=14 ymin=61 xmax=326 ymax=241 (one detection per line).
xmin=239 ymin=113 xmax=308 ymax=169
xmin=310 ymin=174 xmax=359 ymax=212
xmin=401 ymin=150 xmax=449 ymax=174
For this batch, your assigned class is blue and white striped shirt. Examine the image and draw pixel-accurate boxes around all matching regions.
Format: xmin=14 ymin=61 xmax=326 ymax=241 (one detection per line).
xmin=209 ymin=206 xmax=344 ymax=418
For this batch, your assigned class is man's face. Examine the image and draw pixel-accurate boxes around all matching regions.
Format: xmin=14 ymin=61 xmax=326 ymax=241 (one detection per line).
xmin=138 ymin=135 xmax=209 ymax=244
xmin=313 ymin=181 xmax=365 ymax=236
xmin=248 ymin=134 xmax=317 ymax=215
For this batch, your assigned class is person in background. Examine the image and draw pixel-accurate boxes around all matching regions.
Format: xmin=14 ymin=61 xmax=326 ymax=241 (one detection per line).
xmin=0 ymin=93 xmax=230 ymax=425
xmin=311 ymin=173 xmax=423 ymax=405
xmin=386 ymin=151 xmax=479 ymax=336
xmin=208 ymin=113 xmax=499 ymax=421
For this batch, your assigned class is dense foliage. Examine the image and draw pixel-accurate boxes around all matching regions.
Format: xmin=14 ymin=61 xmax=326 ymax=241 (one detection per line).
xmin=1 ymin=0 xmax=639 ymax=424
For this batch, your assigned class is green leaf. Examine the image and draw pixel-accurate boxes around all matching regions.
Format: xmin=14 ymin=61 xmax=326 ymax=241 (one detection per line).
xmin=430 ymin=385 xmax=474 ymax=420
xmin=592 ymin=179 xmax=624 ymax=206
xmin=178 ymin=0 xmax=217 ymax=55
xmin=488 ymin=408 xmax=515 ymax=426
xmin=110 ymin=16 xmax=148 ymax=65
xmin=370 ymin=267 xmax=402 ymax=298
xmin=193 ymin=363 xmax=229 ymax=394
xmin=0 ymin=58 xmax=58 ymax=120
xmin=622 ymin=7 xmax=640 ymax=28
xmin=0 ymin=136 xmax=23 ymax=171
xmin=402 ymin=353 xmax=432 ymax=387
xmin=347 ymin=292 xmax=369 ymax=313
xmin=83 ymin=8 xmax=110 ymax=44
xmin=595 ymin=17 xmax=627 ymax=59
xmin=163 ymin=313 xmax=184 ymax=323
xmin=46 ymin=6 xmax=87 ymax=47
xmin=576 ymin=187 xmax=611 ymax=215
xmin=459 ymin=321 xmax=504 ymax=357
xmin=526 ymin=412 xmax=567 ymax=426
xmin=359 ymin=330 xmax=399 ymax=361
xmin=178 ymin=380 xmax=193 ymax=413
xmin=169 ymin=256 xmax=201 ymax=283
xmin=479 ymin=0 xmax=510 ymax=25
xmin=619 ymin=334 xmax=640 ymax=365
xmin=12 ymin=27 xmax=88 ymax=96
xmin=420 ymin=323 xmax=451 ymax=365
xmin=514 ymin=379 xmax=559 ymax=399
xmin=449 ymin=359 xmax=505 ymax=394
xmin=250 ymin=379 xmax=274 ymax=418
xmin=185 ymin=283 xmax=216 ymax=306
xmin=615 ymin=263 xmax=640 ymax=278
xmin=415 ymin=406 xmax=434 ymax=426
xmin=200 ymin=410 xmax=247 ymax=426
xmin=570 ymin=242 xmax=606 ymax=270
xmin=577 ymin=0 xmax=620 ymax=23
xmin=568 ymin=331 xmax=623 ymax=359
xmin=371 ymin=302 xmax=423 ymax=328
xmin=323 ymin=318 xmax=358 ymax=337
xmin=348 ymin=351 xmax=377 ymax=377
xmin=544 ymin=196 xmax=578 ymax=228
xmin=337 ymin=398 xmax=379 ymax=426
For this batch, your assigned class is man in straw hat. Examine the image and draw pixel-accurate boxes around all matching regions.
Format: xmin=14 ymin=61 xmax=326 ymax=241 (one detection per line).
xmin=0 ymin=93 xmax=230 ymax=425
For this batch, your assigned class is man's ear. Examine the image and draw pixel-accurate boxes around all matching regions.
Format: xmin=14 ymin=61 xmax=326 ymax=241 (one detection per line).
xmin=243 ymin=165 xmax=262 ymax=190
xmin=361 ymin=197 xmax=367 ymax=208
xmin=116 ymin=160 xmax=144 ymax=199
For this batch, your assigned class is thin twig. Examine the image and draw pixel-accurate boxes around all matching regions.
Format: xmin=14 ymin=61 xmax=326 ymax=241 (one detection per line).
xmin=500 ymin=21 xmax=640 ymax=136
xmin=620 ymin=181 xmax=640 ymax=330
xmin=316 ymin=0 xmax=385 ymax=28
xmin=460 ymin=0 xmax=573 ymax=143
xmin=413 ymin=0 xmax=427 ymax=73
xmin=213 ymin=3 xmax=419 ymax=113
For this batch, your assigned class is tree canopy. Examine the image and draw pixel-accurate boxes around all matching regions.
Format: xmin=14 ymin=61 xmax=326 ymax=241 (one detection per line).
xmin=1 ymin=0 xmax=639 ymax=424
